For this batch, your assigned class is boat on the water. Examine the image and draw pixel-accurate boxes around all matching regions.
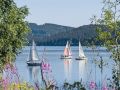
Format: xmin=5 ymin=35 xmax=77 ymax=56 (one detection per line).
xmin=27 ymin=40 xmax=41 ymax=66
xmin=75 ymin=41 xmax=87 ymax=60
xmin=61 ymin=41 xmax=72 ymax=59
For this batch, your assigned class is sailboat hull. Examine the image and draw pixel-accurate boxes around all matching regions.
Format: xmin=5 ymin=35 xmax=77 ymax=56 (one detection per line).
xmin=75 ymin=57 xmax=87 ymax=60
xmin=61 ymin=55 xmax=72 ymax=59
xmin=27 ymin=61 xmax=41 ymax=66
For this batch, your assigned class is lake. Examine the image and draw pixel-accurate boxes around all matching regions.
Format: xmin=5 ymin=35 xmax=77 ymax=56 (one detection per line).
xmin=15 ymin=46 xmax=114 ymax=87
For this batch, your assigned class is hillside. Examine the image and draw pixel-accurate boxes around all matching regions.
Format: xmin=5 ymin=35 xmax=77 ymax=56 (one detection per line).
xmin=29 ymin=23 xmax=74 ymax=36
xmin=28 ymin=23 xmax=102 ymax=46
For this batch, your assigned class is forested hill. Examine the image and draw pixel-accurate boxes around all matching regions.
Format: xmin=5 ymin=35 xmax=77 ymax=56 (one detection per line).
xmin=29 ymin=23 xmax=74 ymax=36
xmin=28 ymin=23 xmax=103 ymax=46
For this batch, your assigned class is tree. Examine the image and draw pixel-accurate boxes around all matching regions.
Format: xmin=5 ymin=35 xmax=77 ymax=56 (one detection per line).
xmin=0 ymin=0 xmax=30 ymax=71
xmin=91 ymin=0 xmax=120 ymax=89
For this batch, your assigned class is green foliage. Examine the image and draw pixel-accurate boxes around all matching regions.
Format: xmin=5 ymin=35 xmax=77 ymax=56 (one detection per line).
xmin=0 ymin=0 xmax=30 ymax=70
xmin=91 ymin=0 xmax=120 ymax=88
xmin=63 ymin=82 xmax=86 ymax=90
xmin=92 ymin=0 xmax=120 ymax=60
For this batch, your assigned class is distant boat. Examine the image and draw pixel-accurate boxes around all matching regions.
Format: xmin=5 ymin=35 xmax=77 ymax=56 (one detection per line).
xmin=75 ymin=41 xmax=87 ymax=60
xmin=61 ymin=41 xmax=72 ymax=59
xmin=27 ymin=40 xmax=41 ymax=66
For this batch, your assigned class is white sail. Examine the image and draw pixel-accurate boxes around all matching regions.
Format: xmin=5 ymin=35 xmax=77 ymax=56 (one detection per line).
xmin=66 ymin=41 xmax=69 ymax=48
xmin=79 ymin=41 xmax=85 ymax=57
xmin=30 ymin=40 xmax=39 ymax=61
xmin=68 ymin=42 xmax=72 ymax=56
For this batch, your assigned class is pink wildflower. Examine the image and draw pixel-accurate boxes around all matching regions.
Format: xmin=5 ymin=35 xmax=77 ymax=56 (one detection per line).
xmin=102 ymin=86 xmax=108 ymax=90
xmin=89 ymin=81 xmax=96 ymax=89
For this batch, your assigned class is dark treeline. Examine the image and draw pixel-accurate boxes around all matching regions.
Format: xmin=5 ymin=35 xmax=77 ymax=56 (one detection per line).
xmin=28 ymin=23 xmax=107 ymax=46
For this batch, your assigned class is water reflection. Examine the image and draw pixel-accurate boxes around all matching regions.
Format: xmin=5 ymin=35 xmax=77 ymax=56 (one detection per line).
xmin=15 ymin=46 xmax=112 ymax=86
xmin=64 ymin=59 xmax=72 ymax=82
xmin=28 ymin=66 xmax=41 ymax=83
xmin=78 ymin=60 xmax=87 ymax=82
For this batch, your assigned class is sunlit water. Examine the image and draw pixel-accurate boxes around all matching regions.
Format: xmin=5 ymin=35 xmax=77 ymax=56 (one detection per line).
xmin=15 ymin=46 xmax=114 ymax=87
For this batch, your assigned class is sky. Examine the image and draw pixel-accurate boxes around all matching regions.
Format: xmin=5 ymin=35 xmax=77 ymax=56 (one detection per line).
xmin=15 ymin=0 xmax=102 ymax=27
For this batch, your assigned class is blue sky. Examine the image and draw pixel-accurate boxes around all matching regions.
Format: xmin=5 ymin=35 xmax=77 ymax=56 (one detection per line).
xmin=15 ymin=0 xmax=102 ymax=27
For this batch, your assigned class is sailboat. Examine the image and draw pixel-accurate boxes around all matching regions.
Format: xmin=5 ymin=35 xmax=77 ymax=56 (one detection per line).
xmin=61 ymin=41 xmax=72 ymax=59
xmin=27 ymin=40 xmax=41 ymax=66
xmin=75 ymin=41 xmax=86 ymax=60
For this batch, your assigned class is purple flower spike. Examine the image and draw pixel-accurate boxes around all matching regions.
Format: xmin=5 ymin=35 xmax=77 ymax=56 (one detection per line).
xmin=48 ymin=64 xmax=50 ymax=67
xmin=102 ymin=86 xmax=108 ymax=90
xmin=89 ymin=81 xmax=96 ymax=89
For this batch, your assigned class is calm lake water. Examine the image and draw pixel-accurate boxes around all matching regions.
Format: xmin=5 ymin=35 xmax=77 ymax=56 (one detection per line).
xmin=15 ymin=46 xmax=114 ymax=87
